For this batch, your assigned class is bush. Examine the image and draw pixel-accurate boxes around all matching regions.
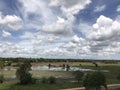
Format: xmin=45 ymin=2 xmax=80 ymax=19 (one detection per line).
xmin=83 ymin=71 xmax=107 ymax=90
xmin=117 ymin=72 xmax=120 ymax=81
xmin=19 ymin=73 xmax=32 ymax=85
xmin=73 ymin=71 xmax=84 ymax=82
xmin=41 ymin=77 xmax=47 ymax=83
xmin=0 ymin=75 xmax=4 ymax=83
xmin=31 ymin=78 xmax=36 ymax=84
xmin=48 ymin=76 xmax=56 ymax=84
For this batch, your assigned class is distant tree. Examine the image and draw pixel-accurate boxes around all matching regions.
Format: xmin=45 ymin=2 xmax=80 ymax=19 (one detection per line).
xmin=48 ymin=64 xmax=51 ymax=69
xmin=62 ymin=64 xmax=65 ymax=69
xmin=79 ymin=64 xmax=82 ymax=67
xmin=66 ymin=64 xmax=70 ymax=71
xmin=73 ymin=71 xmax=84 ymax=82
xmin=7 ymin=61 xmax=12 ymax=66
xmin=93 ymin=62 xmax=98 ymax=67
xmin=0 ymin=61 xmax=4 ymax=69
xmin=83 ymin=71 xmax=107 ymax=90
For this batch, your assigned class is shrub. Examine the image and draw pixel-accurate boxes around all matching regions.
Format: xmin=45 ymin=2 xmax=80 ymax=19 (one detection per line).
xmin=0 ymin=75 xmax=4 ymax=83
xmin=48 ymin=76 xmax=56 ymax=84
xmin=73 ymin=71 xmax=84 ymax=82
xmin=117 ymin=72 xmax=120 ymax=81
xmin=83 ymin=71 xmax=107 ymax=90
xmin=41 ymin=77 xmax=47 ymax=83
xmin=31 ymin=78 xmax=36 ymax=84
xmin=19 ymin=73 xmax=32 ymax=85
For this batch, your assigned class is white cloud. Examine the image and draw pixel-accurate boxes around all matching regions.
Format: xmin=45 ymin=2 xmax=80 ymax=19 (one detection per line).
xmin=117 ymin=5 xmax=120 ymax=12
xmin=94 ymin=5 xmax=106 ymax=12
xmin=71 ymin=35 xmax=81 ymax=43
xmin=2 ymin=30 xmax=11 ymax=38
xmin=49 ymin=0 xmax=91 ymax=14
xmin=0 ymin=15 xmax=21 ymax=24
xmin=18 ymin=0 xmax=92 ymax=36
xmin=1 ymin=0 xmax=120 ymax=59
xmin=0 ymin=12 xmax=22 ymax=30
xmin=88 ymin=15 xmax=120 ymax=41
xmin=18 ymin=0 xmax=57 ymax=27
xmin=8 ymin=24 xmax=22 ymax=30
xmin=59 ymin=35 xmax=90 ymax=56
xmin=42 ymin=17 xmax=74 ymax=35
xmin=81 ymin=15 xmax=120 ymax=58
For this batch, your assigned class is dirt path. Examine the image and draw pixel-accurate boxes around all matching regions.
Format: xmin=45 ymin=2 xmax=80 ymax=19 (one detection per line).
xmin=61 ymin=84 xmax=120 ymax=90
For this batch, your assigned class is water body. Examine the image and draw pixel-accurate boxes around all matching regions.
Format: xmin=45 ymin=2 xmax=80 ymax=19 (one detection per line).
xmin=31 ymin=66 xmax=94 ymax=72
xmin=3 ymin=66 xmax=109 ymax=72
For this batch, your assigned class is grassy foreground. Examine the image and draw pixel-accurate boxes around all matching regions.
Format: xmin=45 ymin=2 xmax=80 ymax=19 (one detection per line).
xmin=0 ymin=82 xmax=81 ymax=90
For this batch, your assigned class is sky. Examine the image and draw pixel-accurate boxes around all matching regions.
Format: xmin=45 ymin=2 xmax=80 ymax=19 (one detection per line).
xmin=0 ymin=0 xmax=120 ymax=59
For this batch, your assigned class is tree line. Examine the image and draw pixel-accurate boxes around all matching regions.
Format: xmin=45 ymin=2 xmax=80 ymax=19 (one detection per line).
xmin=0 ymin=57 xmax=119 ymax=63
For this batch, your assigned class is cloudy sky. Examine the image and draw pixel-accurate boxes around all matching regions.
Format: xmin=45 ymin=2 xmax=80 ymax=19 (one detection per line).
xmin=0 ymin=0 xmax=120 ymax=59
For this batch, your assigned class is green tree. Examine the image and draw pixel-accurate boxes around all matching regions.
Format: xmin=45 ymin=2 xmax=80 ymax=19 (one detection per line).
xmin=16 ymin=62 xmax=35 ymax=85
xmin=0 ymin=61 xmax=4 ymax=69
xmin=66 ymin=64 xmax=70 ymax=71
xmin=83 ymin=71 xmax=107 ymax=90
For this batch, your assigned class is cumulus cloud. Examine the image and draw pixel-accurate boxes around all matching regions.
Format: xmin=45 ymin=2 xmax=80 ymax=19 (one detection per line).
xmin=71 ymin=35 xmax=85 ymax=43
xmin=88 ymin=15 xmax=120 ymax=41
xmin=0 ymin=12 xmax=22 ymax=30
xmin=0 ymin=15 xmax=21 ymax=24
xmin=42 ymin=17 xmax=74 ymax=34
xmin=82 ymin=15 xmax=120 ymax=57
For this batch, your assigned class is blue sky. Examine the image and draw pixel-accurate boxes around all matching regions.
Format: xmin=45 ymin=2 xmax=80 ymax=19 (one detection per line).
xmin=0 ymin=0 xmax=120 ymax=59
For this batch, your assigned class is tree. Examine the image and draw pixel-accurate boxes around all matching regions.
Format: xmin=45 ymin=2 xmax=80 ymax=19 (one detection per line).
xmin=16 ymin=62 xmax=35 ymax=85
xmin=83 ymin=71 xmax=107 ymax=90
xmin=66 ymin=64 xmax=70 ymax=71
xmin=48 ymin=64 xmax=51 ymax=69
xmin=62 ymin=64 xmax=65 ymax=69
xmin=73 ymin=71 xmax=84 ymax=82
xmin=92 ymin=62 xmax=98 ymax=67
xmin=0 ymin=61 xmax=4 ymax=69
